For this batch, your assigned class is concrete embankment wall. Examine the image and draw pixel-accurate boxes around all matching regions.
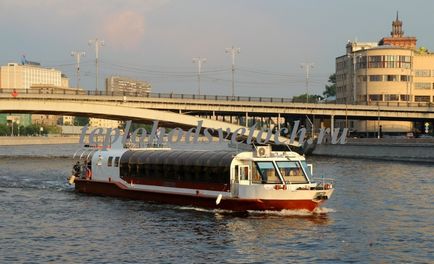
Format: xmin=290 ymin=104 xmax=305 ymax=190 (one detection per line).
xmin=0 ymin=136 xmax=80 ymax=145
xmin=312 ymin=138 xmax=434 ymax=162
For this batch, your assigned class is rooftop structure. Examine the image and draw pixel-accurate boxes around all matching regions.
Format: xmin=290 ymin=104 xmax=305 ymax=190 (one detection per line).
xmin=335 ymin=14 xmax=433 ymax=134
xmin=105 ymin=76 xmax=151 ymax=96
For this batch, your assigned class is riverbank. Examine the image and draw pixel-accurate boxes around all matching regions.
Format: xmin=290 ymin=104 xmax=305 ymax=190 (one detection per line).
xmin=0 ymin=135 xmax=221 ymax=146
xmin=3 ymin=136 xmax=434 ymax=163
xmin=312 ymin=138 xmax=434 ymax=162
xmin=0 ymin=136 xmax=80 ymax=145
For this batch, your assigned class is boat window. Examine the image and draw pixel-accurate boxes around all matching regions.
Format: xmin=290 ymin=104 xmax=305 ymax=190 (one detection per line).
xmin=300 ymin=161 xmax=312 ymax=178
xmin=253 ymin=161 xmax=281 ymax=184
xmin=239 ymin=166 xmax=249 ymax=181
xmin=129 ymin=164 xmax=138 ymax=178
xmin=276 ymin=161 xmax=308 ymax=184
xmin=234 ymin=165 xmax=239 ymax=183
xmin=108 ymin=156 xmax=113 ymax=167
xmin=114 ymin=157 xmax=120 ymax=167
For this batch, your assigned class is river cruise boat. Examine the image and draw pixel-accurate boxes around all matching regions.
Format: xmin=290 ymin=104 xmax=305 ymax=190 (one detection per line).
xmin=69 ymin=144 xmax=334 ymax=212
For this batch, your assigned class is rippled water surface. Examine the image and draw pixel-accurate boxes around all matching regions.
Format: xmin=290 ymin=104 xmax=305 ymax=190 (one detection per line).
xmin=0 ymin=144 xmax=433 ymax=263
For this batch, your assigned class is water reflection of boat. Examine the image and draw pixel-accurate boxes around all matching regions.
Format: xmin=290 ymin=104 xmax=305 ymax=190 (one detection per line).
xmin=68 ymin=144 xmax=334 ymax=212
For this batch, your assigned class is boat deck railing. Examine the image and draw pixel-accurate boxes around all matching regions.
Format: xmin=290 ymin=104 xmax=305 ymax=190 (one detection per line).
xmin=313 ymin=177 xmax=335 ymax=189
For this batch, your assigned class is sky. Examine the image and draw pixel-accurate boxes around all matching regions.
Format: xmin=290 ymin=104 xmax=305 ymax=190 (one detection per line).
xmin=1 ymin=0 xmax=433 ymax=98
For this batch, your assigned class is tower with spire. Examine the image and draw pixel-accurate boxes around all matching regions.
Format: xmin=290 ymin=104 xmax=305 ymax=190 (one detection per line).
xmin=391 ymin=11 xmax=403 ymax=37
xmin=379 ymin=12 xmax=417 ymax=49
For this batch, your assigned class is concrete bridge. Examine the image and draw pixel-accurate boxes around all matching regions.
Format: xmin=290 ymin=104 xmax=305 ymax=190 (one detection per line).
xmin=1 ymin=89 xmax=433 ymax=143
xmin=1 ymin=89 xmax=433 ymax=122
xmin=0 ymin=91 xmax=301 ymax=146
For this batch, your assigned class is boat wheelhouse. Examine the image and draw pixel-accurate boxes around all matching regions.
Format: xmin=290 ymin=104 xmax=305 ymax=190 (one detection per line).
xmin=69 ymin=145 xmax=334 ymax=211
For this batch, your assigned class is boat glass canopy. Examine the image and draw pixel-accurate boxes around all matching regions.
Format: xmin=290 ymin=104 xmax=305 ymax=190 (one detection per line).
xmin=275 ymin=161 xmax=309 ymax=184
xmin=252 ymin=161 xmax=282 ymax=184
xmin=119 ymin=150 xmax=238 ymax=184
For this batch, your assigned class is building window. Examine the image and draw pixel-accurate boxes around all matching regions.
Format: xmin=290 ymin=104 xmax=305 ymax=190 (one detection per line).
xmin=369 ymin=94 xmax=383 ymax=101
xmin=384 ymin=94 xmax=399 ymax=101
xmin=414 ymin=96 xmax=430 ymax=102
xmin=369 ymin=75 xmax=383 ymax=82
xmin=358 ymin=56 xmax=368 ymax=69
xmin=399 ymin=56 xmax=411 ymax=69
xmin=368 ymin=56 xmax=383 ymax=68
xmin=414 ymin=82 xmax=432 ymax=89
xmin=368 ymin=55 xmax=411 ymax=68
xmin=386 ymin=75 xmax=398 ymax=82
xmin=415 ymin=70 xmax=431 ymax=77
xmin=400 ymin=75 xmax=410 ymax=82
xmin=400 ymin=95 xmax=410 ymax=101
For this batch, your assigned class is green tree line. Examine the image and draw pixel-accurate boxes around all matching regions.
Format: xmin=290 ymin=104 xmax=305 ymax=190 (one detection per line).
xmin=0 ymin=124 xmax=61 ymax=136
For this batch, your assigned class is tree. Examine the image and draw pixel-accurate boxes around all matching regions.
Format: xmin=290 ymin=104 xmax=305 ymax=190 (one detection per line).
xmin=22 ymin=124 xmax=41 ymax=136
xmin=75 ymin=116 xmax=90 ymax=126
xmin=0 ymin=124 xmax=10 ymax=136
xmin=292 ymin=93 xmax=324 ymax=103
xmin=323 ymin=73 xmax=336 ymax=98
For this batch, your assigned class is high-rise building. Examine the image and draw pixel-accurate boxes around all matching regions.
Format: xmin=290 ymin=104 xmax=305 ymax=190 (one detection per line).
xmin=0 ymin=62 xmax=64 ymax=89
xmin=335 ymin=14 xmax=434 ymax=134
xmin=105 ymin=76 xmax=151 ymax=96
xmin=0 ymin=61 xmax=69 ymax=127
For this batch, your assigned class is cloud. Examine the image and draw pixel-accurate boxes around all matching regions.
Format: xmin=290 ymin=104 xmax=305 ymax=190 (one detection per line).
xmin=103 ymin=10 xmax=146 ymax=50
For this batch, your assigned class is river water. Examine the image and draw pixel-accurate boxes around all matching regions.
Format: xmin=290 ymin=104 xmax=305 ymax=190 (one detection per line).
xmin=0 ymin=143 xmax=433 ymax=263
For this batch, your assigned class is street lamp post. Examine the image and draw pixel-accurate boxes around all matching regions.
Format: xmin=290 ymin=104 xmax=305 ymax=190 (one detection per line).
xmin=365 ymin=55 xmax=369 ymax=105
xmin=71 ymin=51 xmax=85 ymax=88
xmin=349 ymin=53 xmax=362 ymax=104
xmin=365 ymin=56 xmax=369 ymax=137
xmin=225 ymin=46 xmax=240 ymax=97
xmin=192 ymin=57 xmax=207 ymax=95
xmin=406 ymin=71 xmax=409 ymax=104
xmin=352 ymin=53 xmax=356 ymax=104
xmin=89 ymin=38 xmax=105 ymax=93
xmin=300 ymin=63 xmax=314 ymax=103
xmin=401 ymin=68 xmax=410 ymax=104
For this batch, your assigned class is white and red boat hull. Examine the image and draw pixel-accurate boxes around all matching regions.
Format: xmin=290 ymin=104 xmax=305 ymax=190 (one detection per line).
xmin=74 ymin=179 xmax=332 ymax=212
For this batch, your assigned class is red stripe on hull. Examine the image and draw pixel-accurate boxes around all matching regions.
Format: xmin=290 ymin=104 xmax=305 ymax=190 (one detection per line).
xmin=74 ymin=179 xmax=322 ymax=212
xmin=122 ymin=177 xmax=230 ymax=192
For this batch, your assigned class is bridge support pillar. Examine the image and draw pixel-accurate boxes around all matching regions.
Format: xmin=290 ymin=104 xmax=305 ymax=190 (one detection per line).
xmin=331 ymin=115 xmax=334 ymax=138
xmin=245 ymin=112 xmax=248 ymax=127
xmin=278 ymin=113 xmax=281 ymax=131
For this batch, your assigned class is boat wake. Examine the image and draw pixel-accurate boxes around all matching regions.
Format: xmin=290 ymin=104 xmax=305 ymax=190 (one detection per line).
xmin=178 ymin=206 xmax=239 ymax=215
xmin=248 ymin=207 xmax=336 ymax=216
xmin=0 ymin=175 xmax=72 ymax=192
xmin=0 ymin=154 xmax=71 ymax=159
xmin=177 ymin=206 xmax=335 ymax=217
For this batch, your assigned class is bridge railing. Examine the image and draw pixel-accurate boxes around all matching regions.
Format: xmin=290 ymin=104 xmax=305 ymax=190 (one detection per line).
xmin=0 ymin=87 xmax=297 ymax=103
xmin=1 ymin=88 xmax=433 ymax=107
